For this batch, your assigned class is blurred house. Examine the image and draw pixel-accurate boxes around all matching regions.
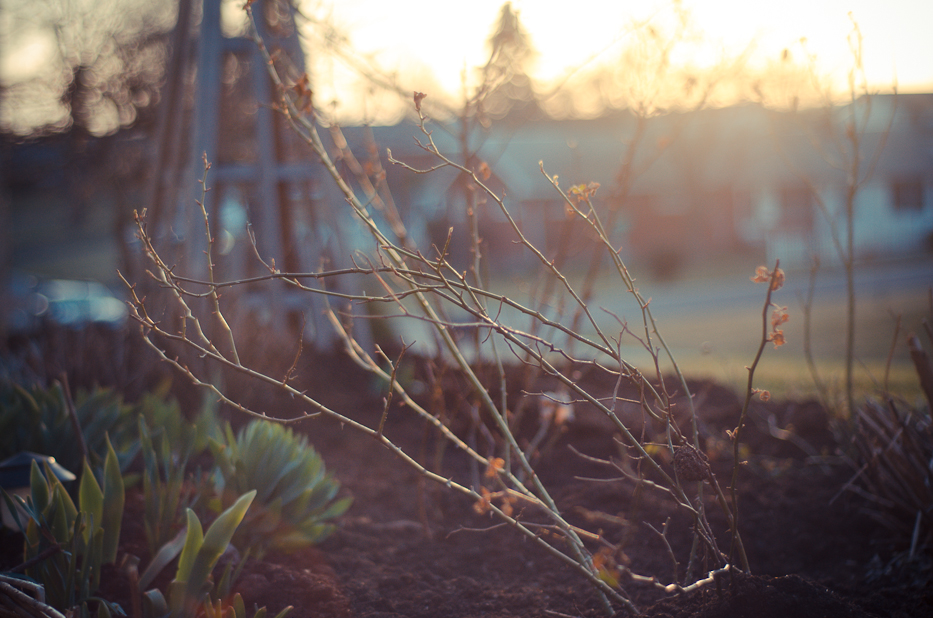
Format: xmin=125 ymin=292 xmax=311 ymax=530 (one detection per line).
xmin=337 ymin=93 xmax=933 ymax=275
xmin=3 ymin=94 xmax=931 ymax=335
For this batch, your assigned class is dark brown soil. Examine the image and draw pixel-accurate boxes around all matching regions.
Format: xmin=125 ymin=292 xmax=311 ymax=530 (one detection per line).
xmin=2 ymin=329 xmax=931 ymax=617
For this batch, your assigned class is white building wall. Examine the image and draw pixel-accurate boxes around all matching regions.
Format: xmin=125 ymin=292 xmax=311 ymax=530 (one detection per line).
xmin=762 ymin=177 xmax=933 ymax=269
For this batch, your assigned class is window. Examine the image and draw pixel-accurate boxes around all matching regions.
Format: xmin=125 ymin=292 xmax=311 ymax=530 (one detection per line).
xmin=891 ymin=178 xmax=924 ymax=212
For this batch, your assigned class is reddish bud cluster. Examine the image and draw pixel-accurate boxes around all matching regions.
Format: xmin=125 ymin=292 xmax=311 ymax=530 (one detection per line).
xmin=750 ymin=265 xmax=785 ymax=291
xmin=291 ymin=73 xmax=313 ymax=114
xmin=751 ymin=267 xmax=790 ymax=348
xmin=477 ymin=161 xmax=491 ymax=181
xmin=592 ymin=546 xmax=630 ymax=588
xmin=485 ymin=457 xmax=504 ymax=478
xmin=753 ymin=388 xmax=772 ymax=402
xmin=771 ymin=306 xmax=789 ymax=329
xmin=768 ymin=305 xmax=789 ymax=348
xmin=473 ymin=484 xmax=515 ymax=517
xmin=568 ymin=182 xmax=601 ymax=204
xmin=473 ymin=486 xmax=492 ymax=515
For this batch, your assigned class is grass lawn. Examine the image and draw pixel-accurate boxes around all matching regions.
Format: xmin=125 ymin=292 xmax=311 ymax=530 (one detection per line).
xmin=486 ymin=256 xmax=931 ymax=407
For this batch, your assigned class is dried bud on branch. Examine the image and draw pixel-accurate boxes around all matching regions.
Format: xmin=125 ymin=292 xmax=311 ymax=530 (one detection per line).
xmin=485 ymin=457 xmax=505 ymax=478
xmin=473 ymin=486 xmax=492 ymax=515
xmin=291 ymin=73 xmax=314 ymax=114
xmin=750 ymin=265 xmax=785 ymax=290
xmin=477 ymin=161 xmax=491 ymax=180
xmin=673 ymin=445 xmax=709 ymax=482
xmin=771 ymin=306 xmax=790 ymax=330
xmin=753 ymin=388 xmax=771 ymax=402
xmin=568 ymin=182 xmax=601 ymax=203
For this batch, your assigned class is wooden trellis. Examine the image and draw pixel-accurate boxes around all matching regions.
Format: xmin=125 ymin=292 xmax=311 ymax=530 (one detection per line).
xmin=143 ymin=0 xmax=355 ymax=348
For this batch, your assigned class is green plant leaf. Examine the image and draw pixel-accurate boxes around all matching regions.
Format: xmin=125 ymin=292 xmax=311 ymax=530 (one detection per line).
xmin=65 ymin=515 xmax=82 ymax=605
xmin=101 ymin=433 xmax=125 ymax=564
xmin=139 ymin=417 xmax=158 ymax=480
xmin=184 ymin=490 xmax=255 ymax=595
xmin=167 ymin=579 xmax=191 ymax=617
xmin=174 ymin=509 xmax=204 ymax=584
xmin=138 ymin=526 xmax=189 ymax=591
xmin=97 ymin=599 xmax=112 ymax=618
xmin=208 ymin=437 xmax=233 ymax=483
xmin=86 ymin=525 xmax=105 ymax=596
xmin=271 ymin=606 xmax=293 ymax=618
xmin=1 ymin=488 xmax=31 ymax=531
xmin=317 ymin=495 xmax=353 ymax=521
xmin=201 ymin=597 xmax=222 ymax=618
xmin=44 ymin=460 xmax=78 ymax=523
xmin=141 ymin=588 xmax=168 ymax=618
xmin=50 ymin=486 xmax=74 ymax=543
xmin=302 ymin=479 xmax=340 ymax=514
xmin=30 ymin=460 xmax=50 ymax=513
xmin=79 ymin=459 xmax=104 ymax=543
xmin=212 ymin=564 xmax=234 ymax=605
xmin=232 ymin=593 xmax=246 ymax=618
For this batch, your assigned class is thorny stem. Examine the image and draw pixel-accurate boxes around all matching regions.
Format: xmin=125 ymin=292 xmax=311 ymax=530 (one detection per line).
xmin=390 ymin=110 xmax=625 ymax=610
xmin=398 ymin=145 xmax=739 ymax=585
xmin=122 ymin=6 xmax=755 ymax=613
xmin=728 ymin=261 xmax=784 ymax=571
xmin=197 ymin=154 xmax=239 ymax=366
xmin=121 ymin=261 xmax=632 ymax=612
xmin=394 ymin=140 xmax=708 ymax=523
xmin=544 ymin=172 xmax=698 ymax=431
xmin=542 ymin=172 xmax=739 ymax=576
xmin=395 ymin=131 xmax=684 ymax=440
xmin=247 ymin=7 xmax=613 ymax=609
xmin=645 ymin=518 xmax=679 ymax=583
xmin=376 ymin=344 xmax=406 ymax=438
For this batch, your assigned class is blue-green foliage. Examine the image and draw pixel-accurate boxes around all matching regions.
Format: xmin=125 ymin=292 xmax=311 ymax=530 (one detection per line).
xmin=210 ymin=420 xmax=352 ymax=557
xmin=135 ymin=385 xmax=222 ymax=462
xmin=1 ymin=440 xmax=125 ymax=618
xmin=137 ymin=388 xmax=221 ymax=555
xmin=139 ymin=491 xmax=257 ymax=618
xmin=0 ymin=380 xmax=139 ymax=474
xmin=2 ymin=377 xmax=346 ymax=616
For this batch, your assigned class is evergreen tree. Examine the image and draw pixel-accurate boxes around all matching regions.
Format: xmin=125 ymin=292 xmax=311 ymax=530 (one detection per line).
xmin=478 ymin=2 xmax=538 ymax=120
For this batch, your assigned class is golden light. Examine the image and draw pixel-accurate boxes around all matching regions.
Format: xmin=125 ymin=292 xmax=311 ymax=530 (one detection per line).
xmin=304 ymin=0 xmax=929 ymax=121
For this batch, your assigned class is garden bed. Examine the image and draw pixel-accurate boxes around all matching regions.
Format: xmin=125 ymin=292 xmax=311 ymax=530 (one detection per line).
xmin=1 ymin=339 xmax=930 ymax=617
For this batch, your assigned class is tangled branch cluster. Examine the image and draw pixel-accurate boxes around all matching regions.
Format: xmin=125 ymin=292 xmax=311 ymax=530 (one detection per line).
xmin=116 ymin=6 xmax=800 ymax=614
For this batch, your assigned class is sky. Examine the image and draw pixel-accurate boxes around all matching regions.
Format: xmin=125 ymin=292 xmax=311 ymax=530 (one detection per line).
xmin=310 ymin=0 xmax=930 ymax=114
xmin=1 ymin=0 xmax=930 ymax=133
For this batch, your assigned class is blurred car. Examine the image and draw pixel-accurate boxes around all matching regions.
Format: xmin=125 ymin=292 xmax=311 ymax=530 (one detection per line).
xmin=6 ymin=272 xmax=127 ymax=332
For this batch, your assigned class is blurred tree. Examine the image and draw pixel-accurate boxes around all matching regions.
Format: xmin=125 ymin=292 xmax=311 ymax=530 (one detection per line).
xmin=475 ymin=1 xmax=538 ymax=122
xmin=0 ymin=0 xmax=175 ymax=137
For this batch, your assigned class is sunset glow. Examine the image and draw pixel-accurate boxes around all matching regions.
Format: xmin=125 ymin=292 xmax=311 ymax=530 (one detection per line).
xmin=308 ymin=0 xmax=929 ymax=121
xmin=1 ymin=0 xmax=929 ymax=132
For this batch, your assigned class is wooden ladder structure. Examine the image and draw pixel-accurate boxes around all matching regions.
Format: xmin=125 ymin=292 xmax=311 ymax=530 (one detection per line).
xmin=143 ymin=0 xmax=350 ymax=348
